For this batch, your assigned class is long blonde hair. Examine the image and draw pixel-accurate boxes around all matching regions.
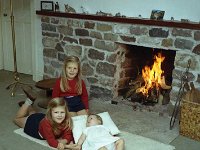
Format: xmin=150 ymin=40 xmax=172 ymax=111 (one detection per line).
xmin=60 ymin=56 xmax=82 ymax=95
xmin=46 ymin=98 xmax=73 ymax=135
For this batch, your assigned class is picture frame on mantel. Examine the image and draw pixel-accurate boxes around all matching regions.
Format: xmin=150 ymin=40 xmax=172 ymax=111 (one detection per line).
xmin=41 ymin=1 xmax=54 ymax=12
xmin=150 ymin=10 xmax=165 ymax=20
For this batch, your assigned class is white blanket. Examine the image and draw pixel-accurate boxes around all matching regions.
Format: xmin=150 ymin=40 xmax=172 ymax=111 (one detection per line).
xmin=14 ymin=128 xmax=175 ymax=150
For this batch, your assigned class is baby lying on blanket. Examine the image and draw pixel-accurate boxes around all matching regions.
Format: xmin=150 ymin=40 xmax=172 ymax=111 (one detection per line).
xmin=74 ymin=114 xmax=124 ymax=150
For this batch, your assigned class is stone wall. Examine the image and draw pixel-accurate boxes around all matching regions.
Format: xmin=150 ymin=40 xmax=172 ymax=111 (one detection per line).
xmin=41 ymin=16 xmax=200 ymax=102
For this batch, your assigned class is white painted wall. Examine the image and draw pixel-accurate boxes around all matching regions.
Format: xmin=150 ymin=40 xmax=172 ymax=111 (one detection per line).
xmin=0 ymin=0 xmax=3 ymax=69
xmin=31 ymin=0 xmax=44 ymax=81
xmin=32 ymin=0 xmax=200 ymax=81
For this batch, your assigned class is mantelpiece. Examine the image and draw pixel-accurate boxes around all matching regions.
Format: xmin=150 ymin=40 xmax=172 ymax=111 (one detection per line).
xmin=36 ymin=10 xmax=200 ymax=30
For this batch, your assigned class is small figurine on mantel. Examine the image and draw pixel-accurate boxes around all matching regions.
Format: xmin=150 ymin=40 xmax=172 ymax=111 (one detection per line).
xmin=65 ymin=4 xmax=76 ymax=13
xmin=96 ymin=11 xmax=113 ymax=17
xmin=115 ymin=12 xmax=121 ymax=17
xmin=138 ymin=14 xmax=142 ymax=18
xmin=115 ymin=12 xmax=126 ymax=18
xmin=55 ymin=2 xmax=60 ymax=12
xmin=181 ymin=19 xmax=190 ymax=23
xmin=80 ymin=6 xmax=89 ymax=14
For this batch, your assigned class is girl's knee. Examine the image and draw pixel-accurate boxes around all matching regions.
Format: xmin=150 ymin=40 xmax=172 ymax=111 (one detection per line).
xmin=13 ymin=118 xmax=17 ymax=124
xmin=98 ymin=146 xmax=107 ymax=150
xmin=118 ymin=138 xmax=124 ymax=142
xmin=77 ymin=109 xmax=87 ymax=115
xmin=116 ymin=138 xmax=125 ymax=145
xmin=13 ymin=117 xmax=26 ymax=128
xmin=13 ymin=118 xmax=21 ymax=127
xmin=69 ymin=112 xmax=78 ymax=117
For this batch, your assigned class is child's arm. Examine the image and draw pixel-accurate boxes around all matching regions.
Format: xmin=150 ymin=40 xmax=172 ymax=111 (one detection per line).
xmin=64 ymin=134 xmax=86 ymax=150
xmin=81 ymin=80 xmax=89 ymax=109
xmin=76 ymin=133 xmax=87 ymax=149
xmin=52 ymin=78 xmax=61 ymax=98
xmin=40 ymin=121 xmax=60 ymax=148
xmin=61 ymin=128 xmax=74 ymax=144
xmin=57 ymin=139 xmax=67 ymax=144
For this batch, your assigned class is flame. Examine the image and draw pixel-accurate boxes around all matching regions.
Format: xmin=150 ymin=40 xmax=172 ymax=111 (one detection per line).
xmin=136 ymin=53 xmax=165 ymax=97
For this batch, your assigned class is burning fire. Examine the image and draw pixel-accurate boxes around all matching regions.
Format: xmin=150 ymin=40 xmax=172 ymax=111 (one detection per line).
xmin=136 ymin=53 xmax=165 ymax=97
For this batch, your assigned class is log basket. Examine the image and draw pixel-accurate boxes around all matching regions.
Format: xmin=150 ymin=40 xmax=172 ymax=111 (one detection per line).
xmin=180 ymin=88 xmax=200 ymax=141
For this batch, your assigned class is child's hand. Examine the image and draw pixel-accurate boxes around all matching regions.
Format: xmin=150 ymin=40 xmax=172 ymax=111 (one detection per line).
xmin=57 ymin=142 xmax=65 ymax=150
xmin=65 ymin=144 xmax=81 ymax=150
xmin=86 ymin=109 xmax=89 ymax=114
xmin=72 ymin=144 xmax=81 ymax=150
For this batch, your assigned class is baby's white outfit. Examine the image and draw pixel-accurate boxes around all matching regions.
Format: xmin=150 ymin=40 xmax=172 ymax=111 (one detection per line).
xmin=82 ymin=125 xmax=120 ymax=150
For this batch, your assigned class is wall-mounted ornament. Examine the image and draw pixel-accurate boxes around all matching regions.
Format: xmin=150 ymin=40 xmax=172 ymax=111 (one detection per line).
xmin=41 ymin=1 xmax=54 ymax=11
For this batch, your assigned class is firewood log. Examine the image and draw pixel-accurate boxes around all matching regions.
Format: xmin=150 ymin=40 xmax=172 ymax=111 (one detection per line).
xmin=125 ymin=83 xmax=141 ymax=98
xmin=160 ymin=76 xmax=171 ymax=90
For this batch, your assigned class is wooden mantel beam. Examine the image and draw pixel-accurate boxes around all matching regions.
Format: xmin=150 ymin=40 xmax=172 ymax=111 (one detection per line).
xmin=36 ymin=11 xmax=200 ymax=30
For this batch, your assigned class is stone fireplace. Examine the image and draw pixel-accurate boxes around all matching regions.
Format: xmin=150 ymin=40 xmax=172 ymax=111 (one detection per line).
xmin=40 ymin=14 xmax=200 ymax=104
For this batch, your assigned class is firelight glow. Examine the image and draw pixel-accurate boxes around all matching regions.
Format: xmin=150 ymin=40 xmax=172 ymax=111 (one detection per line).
xmin=136 ymin=53 xmax=165 ymax=97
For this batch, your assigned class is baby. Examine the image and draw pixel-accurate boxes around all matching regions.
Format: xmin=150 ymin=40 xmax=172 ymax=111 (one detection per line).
xmin=76 ymin=114 xmax=124 ymax=150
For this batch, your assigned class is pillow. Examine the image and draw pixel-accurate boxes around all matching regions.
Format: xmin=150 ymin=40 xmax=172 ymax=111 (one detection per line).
xmin=72 ymin=112 xmax=120 ymax=143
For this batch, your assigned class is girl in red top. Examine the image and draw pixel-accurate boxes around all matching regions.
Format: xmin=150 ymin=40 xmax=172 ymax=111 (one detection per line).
xmin=52 ymin=56 xmax=89 ymax=117
xmin=13 ymin=97 xmax=75 ymax=149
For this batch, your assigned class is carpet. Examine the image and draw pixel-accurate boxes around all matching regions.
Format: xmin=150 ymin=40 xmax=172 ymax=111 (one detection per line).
xmin=89 ymin=99 xmax=179 ymax=145
xmin=119 ymin=131 xmax=175 ymax=150
xmin=14 ymin=128 xmax=175 ymax=150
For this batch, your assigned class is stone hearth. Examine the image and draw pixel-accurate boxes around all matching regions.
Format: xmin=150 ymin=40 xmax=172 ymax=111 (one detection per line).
xmin=40 ymin=16 xmax=200 ymax=103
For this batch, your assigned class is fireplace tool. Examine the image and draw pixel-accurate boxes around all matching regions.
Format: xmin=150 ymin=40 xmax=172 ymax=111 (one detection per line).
xmin=169 ymin=59 xmax=191 ymax=130
xmin=6 ymin=0 xmax=32 ymax=96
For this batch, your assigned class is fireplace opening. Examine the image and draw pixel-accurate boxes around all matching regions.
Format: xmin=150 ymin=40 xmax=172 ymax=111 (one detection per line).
xmin=117 ymin=44 xmax=176 ymax=106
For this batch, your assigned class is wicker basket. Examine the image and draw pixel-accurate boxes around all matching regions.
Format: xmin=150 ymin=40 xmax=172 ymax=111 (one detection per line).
xmin=180 ymin=100 xmax=200 ymax=141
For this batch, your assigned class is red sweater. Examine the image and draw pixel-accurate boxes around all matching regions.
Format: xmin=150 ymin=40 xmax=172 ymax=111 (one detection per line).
xmin=52 ymin=78 xmax=89 ymax=109
xmin=39 ymin=117 xmax=73 ymax=148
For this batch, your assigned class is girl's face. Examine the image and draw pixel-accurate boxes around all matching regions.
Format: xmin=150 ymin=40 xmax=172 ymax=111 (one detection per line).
xmin=66 ymin=62 xmax=79 ymax=80
xmin=86 ymin=115 xmax=100 ymax=127
xmin=51 ymin=106 xmax=66 ymax=124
